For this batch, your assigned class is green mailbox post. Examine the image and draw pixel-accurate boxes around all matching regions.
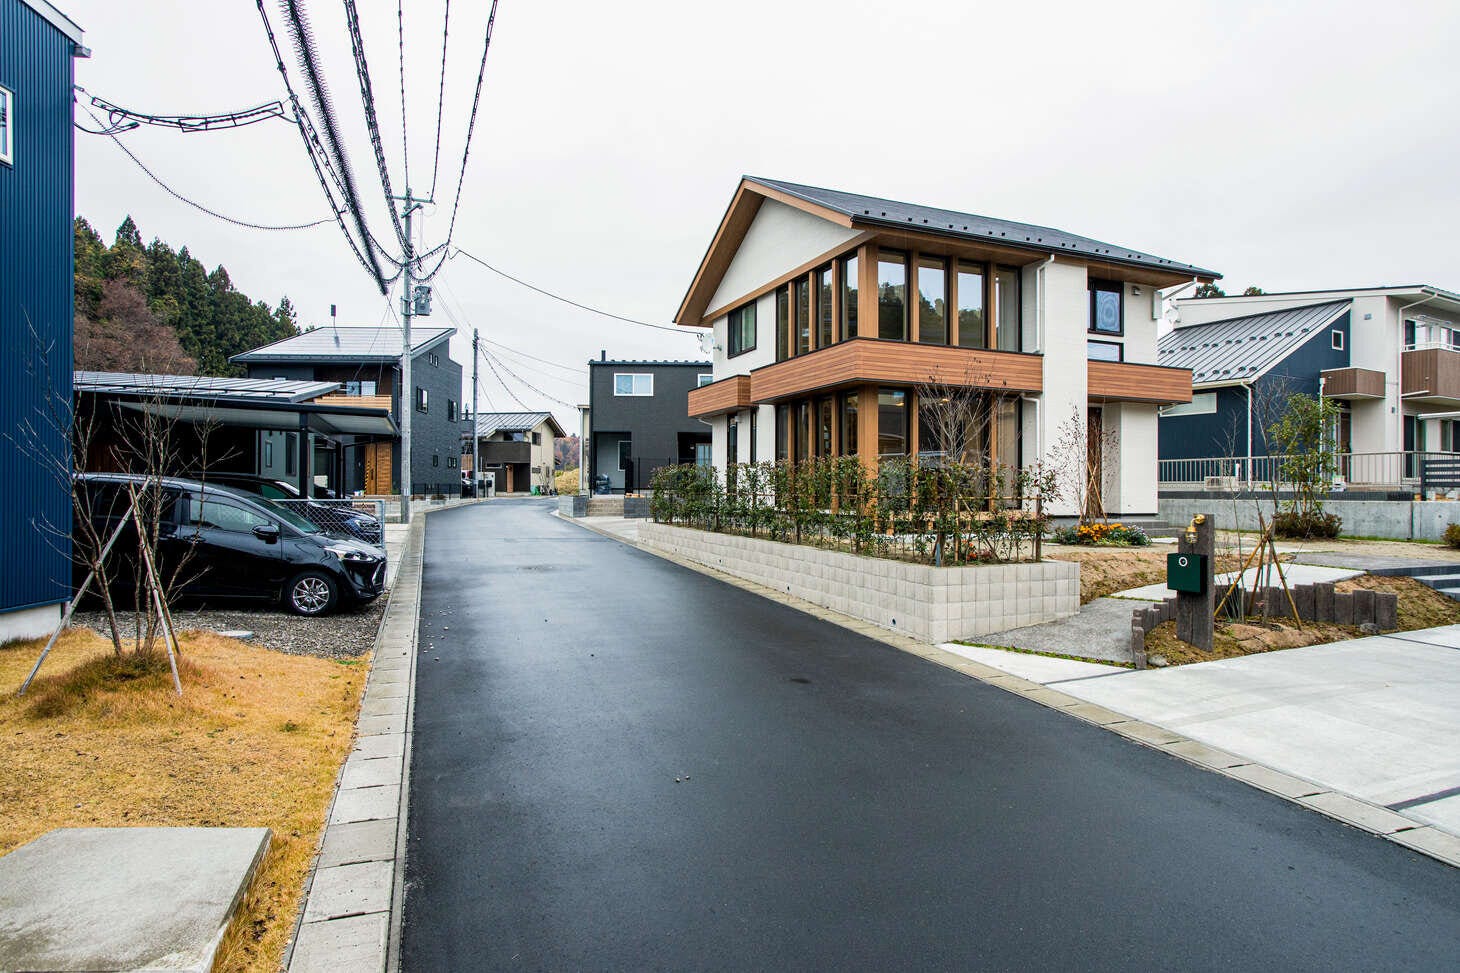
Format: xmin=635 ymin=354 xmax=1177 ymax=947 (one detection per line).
xmin=1167 ymin=553 xmax=1207 ymax=594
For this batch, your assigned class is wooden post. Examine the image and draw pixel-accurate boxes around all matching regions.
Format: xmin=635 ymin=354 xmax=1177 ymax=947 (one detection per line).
xmin=1175 ymin=512 xmax=1216 ymax=650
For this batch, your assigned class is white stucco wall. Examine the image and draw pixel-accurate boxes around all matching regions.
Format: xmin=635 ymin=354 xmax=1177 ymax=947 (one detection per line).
xmin=713 ymin=290 xmax=778 ymax=380
xmin=1036 ymin=259 xmax=1091 ymax=517
xmin=707 ymin=199 xmax=860 ymax=314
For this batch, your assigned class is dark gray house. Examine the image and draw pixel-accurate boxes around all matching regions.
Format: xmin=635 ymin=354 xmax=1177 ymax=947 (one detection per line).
xmin=584 ymin=358 xmax=712 ymax=492
xmin=1 ymin=0 xmax=85 ymax=641
xmin=1157 ymin=301 xmax=1351 ymax=471
xmin=233 ymin=326 xmax=462 ymax=495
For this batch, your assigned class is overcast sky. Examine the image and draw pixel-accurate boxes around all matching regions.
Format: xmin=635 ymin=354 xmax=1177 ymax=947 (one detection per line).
xmin=65 ymin=0 xmax=1460 ymax=432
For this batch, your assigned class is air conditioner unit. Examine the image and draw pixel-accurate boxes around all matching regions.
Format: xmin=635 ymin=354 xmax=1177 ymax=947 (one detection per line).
xmin=1204 ymin=475 xmax=1237 ymax=491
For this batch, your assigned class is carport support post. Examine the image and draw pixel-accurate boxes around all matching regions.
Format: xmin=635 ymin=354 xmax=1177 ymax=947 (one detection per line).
xmin=296 ymin=414 xmax=311 ymax=498
xmin=1175 ymin=512 xmax=1216 ymax=650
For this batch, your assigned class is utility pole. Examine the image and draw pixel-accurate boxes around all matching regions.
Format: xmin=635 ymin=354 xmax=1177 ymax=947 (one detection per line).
xmin=393 ymin=188 xmax=430 ymax=522
xmin=471 ymin=327 xmax=480 ymax=497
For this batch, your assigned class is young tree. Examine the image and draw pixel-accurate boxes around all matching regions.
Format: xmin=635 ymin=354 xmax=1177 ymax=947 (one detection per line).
xmin=1267 ymin=392 xmax=1341 ymax=523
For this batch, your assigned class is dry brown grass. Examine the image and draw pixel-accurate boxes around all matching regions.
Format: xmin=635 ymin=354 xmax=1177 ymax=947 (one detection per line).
xmin=0 ymin=627 xmax=366 ymax=973
xmin=1047 ymin=546 xmax=1244 ymax=604
xmin=1146 ymin=575 xmax=1460 ymax=665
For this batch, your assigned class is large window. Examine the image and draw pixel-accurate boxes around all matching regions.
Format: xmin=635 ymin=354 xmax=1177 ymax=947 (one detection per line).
xmin=776 ymin=288 xmax=790 ymax=361
xmin=957 ymin=262 xmax=986 ymax=348
xmin=996 ymin=266 xmax=1021 ymax=351
xmin=878 ymin=252 xmax=908 ymax=341
xmin=916 ymin=256 xmax=948 ymax=345
xmin=1087 ymin=340 xmax=1123 ymax=362
xmin=0 ymin=86 xmax=12 ymax=167
xmin=728 ymin=302 xmax=756 ymax=357
xmin=877 ymin=388 xmax=907 ymax=457
xmin=796 ymin=278 xmax=812 ymax=355
xmin=796 ymin=400 xmax=812 ymax=461
xmin=727 ymin=415 xmax=739 ymax=465
xmin=776 ymin=405 xmax=790 ymax=461
xmin=697 ymin=373 xmax=713 ymax=387
xmin=817 ymin=266 xmax=834 ymax=348
xmin=841 ymin=255 xmax=858 ymax=339
xmin=841 ymin=391 xmax=858 ymax=456
xmin=817 ymin=398 xmax=834 ymax=457
xmin=344 ymin=380 xmax=377 ymax=396
xmin=749 ymin=411 xmax=757 ymax=462
xmin=617 ymin=440 xmax=632 ymax=470
xmin=1088 ymin=279 xmax=1122 ymax=335
xmin=613 ymin=373 xmax=653 ymax=396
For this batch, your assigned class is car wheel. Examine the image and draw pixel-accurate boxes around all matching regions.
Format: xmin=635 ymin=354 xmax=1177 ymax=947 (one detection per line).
xmin=286 ymin=570 xmax=339 ymax=616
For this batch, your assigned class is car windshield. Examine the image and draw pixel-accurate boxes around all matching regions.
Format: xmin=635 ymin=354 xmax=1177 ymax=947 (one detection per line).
xmin=239 ymin=493 xmax=322 ymax=534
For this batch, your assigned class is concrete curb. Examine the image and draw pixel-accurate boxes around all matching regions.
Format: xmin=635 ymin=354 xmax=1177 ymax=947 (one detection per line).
xmin=284 ymin=513 xmax=428 ymax=973
xmin=557 ymin=513 xmax=1460 ymax=871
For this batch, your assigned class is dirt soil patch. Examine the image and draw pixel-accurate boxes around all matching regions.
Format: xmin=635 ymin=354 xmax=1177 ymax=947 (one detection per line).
xmin=0 ymin=627 xmax=366 ymax=973
xmin=1146 ymin=575 xmax=1460 ymax=665
xmin=1047 ymin=545 xmax=1244 ymax=604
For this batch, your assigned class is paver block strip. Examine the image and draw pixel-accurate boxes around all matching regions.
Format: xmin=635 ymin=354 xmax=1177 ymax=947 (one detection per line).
xmin=1299 ymin=792 xmax=1420 ymax=836
xmin=317 ymin=818 xmax=399 ymax=869
xmin=330 ymin=784 xmax=401 ymax=825
xmin=302 ymin=859 xmax=393 ymax=922
xmin=1226 ymin=764 xmax=1325 ymax=799
xmin=289 ymin=912 xmax=389 ymax=973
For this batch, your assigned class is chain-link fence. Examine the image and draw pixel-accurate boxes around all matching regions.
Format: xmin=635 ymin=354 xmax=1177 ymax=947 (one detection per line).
xmin=272 ymin=498 xmax=385 ymax=547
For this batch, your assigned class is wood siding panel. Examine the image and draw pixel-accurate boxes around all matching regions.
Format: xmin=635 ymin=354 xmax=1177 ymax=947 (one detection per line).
xmin=1088 ymin=360 xmax=1193 ymax=404
xmin=313 ymin=393 xmax=393 ymax=413
xmin=1402 ymin=349 xmax=1460 ymax=403
xmin=749 ymin=338 xmax=1043 ymax=403
xmin=687 ymin=375 xmax=752 ymax=417
xmin=1321 ymin=367 xmax=1385 ymax=399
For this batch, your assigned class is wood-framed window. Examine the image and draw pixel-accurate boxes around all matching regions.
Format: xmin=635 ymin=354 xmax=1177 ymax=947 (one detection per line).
xmin=878 ymin=251 xmax=909 ymax=341
xmin=841 ymin=391 xmax=858 ymax=456
xmin=956 ymin=261 xmax=986 ymax=349
xmin=795 ymin=278 xmax=812 ymax=355
xmin=728 ymin=301 xmax=757 ymax=357
xmin=817 ymin=265 xmax=835 ymax=349
xmin=916 ymin=255 xmax=949 ymax=345
xmin=776 ymin=287 xmax=790 ymax=362
xmin=840 ymin=254 xmax=859 ymax=339
xmin=1088 ymin=278 xmax=1123 ymax=336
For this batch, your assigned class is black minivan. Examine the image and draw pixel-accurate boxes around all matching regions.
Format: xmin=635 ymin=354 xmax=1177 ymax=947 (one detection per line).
xmin=74 ymin=473 xmax=386 ymax=616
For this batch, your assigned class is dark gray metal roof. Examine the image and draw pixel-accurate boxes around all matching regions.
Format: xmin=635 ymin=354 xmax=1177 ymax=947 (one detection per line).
xmin=1157 ymin=301 xmax=1350 ymax=386
xmin=589 ymin=360 xmax=711 ymax=367
xmin=747 ymin=177 xmax=1221 ymax=280
xmin=231 ymin=326 xmax=454 ymax=364
xmin=75 ymin=371 xmax=338 ymax=402
xmin=467 ymin=411 xmax=565 ymax=439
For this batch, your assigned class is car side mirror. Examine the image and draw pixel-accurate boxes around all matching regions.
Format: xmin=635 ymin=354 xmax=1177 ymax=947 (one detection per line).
xmin=252 ymin=523 xmax=281 ymax=544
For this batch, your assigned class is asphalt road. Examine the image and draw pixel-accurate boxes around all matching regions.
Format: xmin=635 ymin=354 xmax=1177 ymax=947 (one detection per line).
xmin=403 ymin=500 xmax=1460 ymax=971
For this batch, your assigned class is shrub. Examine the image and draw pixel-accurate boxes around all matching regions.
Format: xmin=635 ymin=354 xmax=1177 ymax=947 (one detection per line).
xmin=1108 ymin=524 xmax=1152 ymax=546
xmin=1272 ymin=510 xmax=1341 ymax=539
xmin=1445 ymin=523 xmax=1460 ymax=548
xmin=1053 ymin=522 xmax=1150 ymax=547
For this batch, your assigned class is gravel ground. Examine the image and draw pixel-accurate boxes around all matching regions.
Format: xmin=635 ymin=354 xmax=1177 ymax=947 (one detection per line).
xmin=72 ymin=595 xmax=386 ymax=659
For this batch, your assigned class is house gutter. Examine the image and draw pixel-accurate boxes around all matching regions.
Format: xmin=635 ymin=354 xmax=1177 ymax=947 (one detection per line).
xmin=1245 ymin=382 xmax=1254 ymax=487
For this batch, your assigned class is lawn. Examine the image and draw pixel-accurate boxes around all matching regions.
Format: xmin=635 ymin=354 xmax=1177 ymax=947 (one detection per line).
xmin=0 ymin=627 xmax=366 ymax=973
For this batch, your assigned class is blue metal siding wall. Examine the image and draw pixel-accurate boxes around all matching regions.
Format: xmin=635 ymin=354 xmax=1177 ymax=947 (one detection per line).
xmin=0 ymin=0 xmax=75 ymax=614
xmin=1158 ymin=312 xmax=1353 ymax=461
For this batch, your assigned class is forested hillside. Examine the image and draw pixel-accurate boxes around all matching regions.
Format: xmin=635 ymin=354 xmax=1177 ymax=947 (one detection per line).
xmin=73 ymin=216 xmax=300 ymax=376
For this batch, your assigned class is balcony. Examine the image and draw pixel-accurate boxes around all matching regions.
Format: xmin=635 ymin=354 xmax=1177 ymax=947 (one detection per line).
xmin=1321 ymin=367 xmax=1386 ymax=400
xmin=748 ymin=337 xmax=1043 ymax=404
xmin=1087 ymin=360 xmax=1192 ymax=404
xmin=687 ymin=375 xmax=752 ymax=418
xmin=1402 ymin=347 xmax=1460 ymax=405
xmin=314 ymin=392 xmax=394 ymax=414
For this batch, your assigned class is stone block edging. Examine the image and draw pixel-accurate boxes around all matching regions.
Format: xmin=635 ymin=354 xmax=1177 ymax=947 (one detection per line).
xmin=638 ymin=520 xmax=1078 ymax=644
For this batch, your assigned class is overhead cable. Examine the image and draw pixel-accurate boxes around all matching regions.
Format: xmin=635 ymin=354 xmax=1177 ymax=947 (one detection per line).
xmin=342 ymin=0 xmax=410 ymax=251
xmin=480 ymin=345 xmax=577 ymax=409
xmin=79 ymin=87 xmax=289 ymax=134
xmin=451 ymin=247 xmax=687 ymax=334
xmin=397 ymin=0 xmax=410 ymax=192
xmin=428 ymin=0 xmax=451 ymax=199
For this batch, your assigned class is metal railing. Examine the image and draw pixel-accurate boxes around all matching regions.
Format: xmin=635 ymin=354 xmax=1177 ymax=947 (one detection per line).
xmin=1158 ymin=451 xmax=1460 ymax=490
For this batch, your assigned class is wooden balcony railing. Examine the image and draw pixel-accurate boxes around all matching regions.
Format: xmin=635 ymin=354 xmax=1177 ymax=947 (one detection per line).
xmin=1087 ymin=360 xmax=1192 ymax=404
xmin=313 ymin=393 xmax=393 ymax=413
xmin=687 ymin=375 xmax=752 ymax=418
xmin=749 ymin=338 xmax=1042 ymax=403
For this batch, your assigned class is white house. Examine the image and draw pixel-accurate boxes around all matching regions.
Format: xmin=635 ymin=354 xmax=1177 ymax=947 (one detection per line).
xmin=676 ymin=177 xmax=1218 ymax=517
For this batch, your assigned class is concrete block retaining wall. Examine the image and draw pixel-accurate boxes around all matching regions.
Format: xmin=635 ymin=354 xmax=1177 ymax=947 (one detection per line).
xmin=1159 ymin=496 xmax=1460 ymax=542
xmin=639 ymin=521 xmax=1079 ymax=644
xmin=1129 ymin=580 xmax=1398 ymax=662
xmin=558 ymin=494 xmax=588 ymax=517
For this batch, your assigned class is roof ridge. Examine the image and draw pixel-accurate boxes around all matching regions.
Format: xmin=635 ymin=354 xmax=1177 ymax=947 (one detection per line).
xmin=1166 ymin=299 xmax=1350 ymax=336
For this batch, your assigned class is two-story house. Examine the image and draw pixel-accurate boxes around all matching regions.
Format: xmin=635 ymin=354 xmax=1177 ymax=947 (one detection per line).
xmin=1 ymin=0 xmax=85 ymax=641
xmin=677 ymin=177 xmax=1216 ymax=517
xmin=462 ymin=411 xmax=564 ymax=494
xmin=1159 ymin=285 xmax=1460 ymax=486
xmin=582 ymin=356 xmax=713 ymax=493
xmin=233 ymin=326 xmax=462 ymax=495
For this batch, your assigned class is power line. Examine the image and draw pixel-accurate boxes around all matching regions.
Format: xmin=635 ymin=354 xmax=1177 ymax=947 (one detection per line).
xmin=78 ymin=101 xmax=334 ymax=232
xmin=477 ymin=345 xmax=532 ymax=411
xmin=342 ymin=0 xmax=410 ymax=252
xmin=79 ymin=87 xmax=288 ymax=133
xmin=480 ymin=345 xmax=577 ymax=409
xmin=397 ymin=0 xmax=409 ymax=193
xmin=428 ymin=0 xmax=451 ymax=199
xmin=451 ymin=247 xmax=688 ymax=334
xmin=483 ymin=338 xmax=587 ymax=377
xmin=433 ymin=277 xmax=587 ymax=377
xmin=416 ymin=0 xmax=500 ymax=282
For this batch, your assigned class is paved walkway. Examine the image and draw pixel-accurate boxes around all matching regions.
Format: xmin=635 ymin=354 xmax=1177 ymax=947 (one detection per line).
xmin=401 ymin=500 xmax=1459 ymax=970
xmin=977 ymin=595 xmax=1153 ymax=663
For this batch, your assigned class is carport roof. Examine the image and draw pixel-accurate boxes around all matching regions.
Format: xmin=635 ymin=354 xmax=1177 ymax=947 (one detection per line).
xmin=230 ymin=326 xmax=453 ymax=364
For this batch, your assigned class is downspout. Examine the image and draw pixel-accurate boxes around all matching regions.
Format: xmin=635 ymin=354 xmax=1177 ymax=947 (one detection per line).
xmin=1245 ymin=382 xmax=1253 ymax=488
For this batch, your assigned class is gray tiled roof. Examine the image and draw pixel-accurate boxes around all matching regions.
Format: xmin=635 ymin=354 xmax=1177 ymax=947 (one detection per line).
xmin=747 ymin=177 xmax=1221 ymax=279
xmin=1158 ymin=301 xmax=1350 ymax=386
xmin=231 ymin=326 xmax=454 ymax=364
xmin=75 ymin=371 xmax=338 ymax=403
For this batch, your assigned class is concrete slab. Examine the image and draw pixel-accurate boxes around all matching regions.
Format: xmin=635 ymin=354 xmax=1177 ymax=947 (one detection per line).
xmin=0 ymin=827 xmax=269 ymax=973
xmin=289 ymin=913 xmax=389 ymax=973
xmin=1299 ymin=792 xmax=1418 ymax=835
xmin=352 ymin=733 xmax=404 ymax=760
xmin=339 ymin=754 xmax=403 ymax=790
xmin=1112 ymin=563 xmax=1362 ymax=601
xmin=939 ymin=641 xmax=1126 ymax=684
xmin=1401 ymin=793 xmax=1460 ymax=835
xmin=976 ymin=597 xmax=1155 ymax=664
xmin=359 ymin=693 xmax=407 ymax=719
xmin=317 ymin=818 xmax=398 ymax=869
xmin=330 ymin=784 xmax=401 ymax=825
xmin=1161 ymin=739 xmax=1248 ymax=770
xmin=302 ymin=860 xmax=393 ymax=922
xmin=1226 ymin=764 xmax=1326 ymax=799
xmin=1387 ymin=624 xmax=1460 ymax=649
xmin=1390 ymin=826 xmax=1460 ymax=865
xmin=1056 ymin=634 xmax=1460 ymax=831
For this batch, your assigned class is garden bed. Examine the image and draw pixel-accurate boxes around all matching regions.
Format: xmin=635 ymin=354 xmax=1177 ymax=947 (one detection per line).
xmin=0 ymin=627 xmax=366 ymax=973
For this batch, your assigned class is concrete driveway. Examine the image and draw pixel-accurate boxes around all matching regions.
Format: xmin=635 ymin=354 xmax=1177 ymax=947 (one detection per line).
xmin=1052 ymin=628 xmax=1460 ymax=835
